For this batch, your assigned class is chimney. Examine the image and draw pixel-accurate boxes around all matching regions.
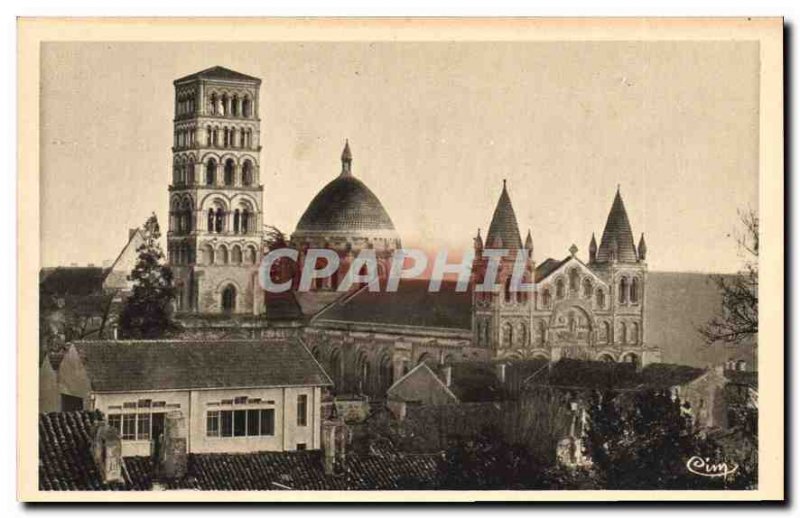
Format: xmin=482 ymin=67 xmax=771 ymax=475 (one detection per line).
xmin=442 ymin=365 xmax=452 ymax=387
xmin=157 ymin=411 xmax=187 ymax=480
xmin=321 ymin=417 xmax=347 ymax=476
xmin=496 ymin=363 xmax=507 ymax=384
xmin=90 ymin=421 xmax=123 ymax=483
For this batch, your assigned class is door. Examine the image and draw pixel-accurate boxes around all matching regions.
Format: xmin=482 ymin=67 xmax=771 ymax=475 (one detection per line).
xmin=151 ymin=412 xmax=166 ymax=461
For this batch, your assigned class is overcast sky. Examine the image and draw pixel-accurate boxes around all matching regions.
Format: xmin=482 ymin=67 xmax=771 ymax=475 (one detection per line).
xmin=40 ymin=41 xmax=758 ymax=273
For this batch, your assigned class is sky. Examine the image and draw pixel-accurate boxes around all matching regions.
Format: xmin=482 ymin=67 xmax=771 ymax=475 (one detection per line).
xmin=40 ymin=41 xmax=759 ymax=272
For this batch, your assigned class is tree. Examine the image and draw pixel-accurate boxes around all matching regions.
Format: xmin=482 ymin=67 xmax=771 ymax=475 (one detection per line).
xmin=118 ymin=214 xmax=176 ymax=338
xmin=700 ymin=209 xmax=758 ymax=344
xmin=584 ymin=389 xmax=755 ymax=490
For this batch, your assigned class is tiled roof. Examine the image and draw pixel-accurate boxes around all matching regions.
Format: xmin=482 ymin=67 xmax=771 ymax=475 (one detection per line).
xmin=640 ymin=363 xmax=707 ymax=388
xmin=39 ymin=412 xmax=442 ymax=491
xmin=73 ymin=339 xmax=332 ymax=393
xmin=316 ymin=279 xmax=472 ymax=331
xmin=175 ymin=66 xmax=260 ymax=83
xmin=294 ymin=174 xmax=398 ymax=234
xmin=264 ymin=292 xmax=304 ymax=321
xmin=596 ymin=189 xmax=638 ymax=263
xmin=39 ymin=411 xmax=153 ymax=491
xmin=525 ymin=359 xmax=708 ymax=391
xmin=724 ymin=370 xmax=758 ymax=389
xmin=534 ymin=257 xmax=569 ymax=282
xmin=172 ymin=450 xmax=441 ymax=490
xmin=485 ymin=181 xmax=523 ymax=250
xmin=40 ymin=267 xmax=108 ymax=296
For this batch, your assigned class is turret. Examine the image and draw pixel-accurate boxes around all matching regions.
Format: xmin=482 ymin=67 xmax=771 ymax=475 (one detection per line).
xmin=589 ymin=233 xmax=597 ymax=263
xmin=638 ymin=233 xmax=647 ymax=262
xmin=474 ymin=228 xmax=483 ymax=252
xmin=340 ymin=140 xmax=352 ymax=176
xmin=524 ymin=229 xmax=533 ymax=258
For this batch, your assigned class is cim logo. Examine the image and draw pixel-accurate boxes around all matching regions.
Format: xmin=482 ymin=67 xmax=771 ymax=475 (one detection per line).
xmin=686 ymin=456 xmax=739 ymax=479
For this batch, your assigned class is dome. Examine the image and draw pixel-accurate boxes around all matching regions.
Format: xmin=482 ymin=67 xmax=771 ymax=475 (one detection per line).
xmin=295 ymin=175 xmax=397 ymax=233
xmin=292 ymin=142 xmax=400 ymax=244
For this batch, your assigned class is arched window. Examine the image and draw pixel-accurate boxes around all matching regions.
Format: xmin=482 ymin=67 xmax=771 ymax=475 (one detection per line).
xmin=180 ymin=199 xmax=192 ymax=233
xmin=243 ymin=97 xmax=251 ymax=117
xmin=556 ymin=278 xmax=565 ymax=299
xmin=206 ymin=159 xmax=216 ymax=185
xmin=242 ymin=160 xmax=253 ymax=186
xmin=213 ymin=127 xmax=219 ymax=147
xmin=241 ymin=209 xmax=250 ymax=234
xmin=596 ymin=288 xmax=605 ymax=308
xmin=233 ymin=209 xmax=240 ymax=233
xmin=206 ymin=126 xmax=212 ymax=147
xmin=542 ymin=288 xmax=552 ymax=308
xmin=603 ymin=321 xmax=612 ymax=343
xmin=356 ymin=352 xmax=370 ymax=394
xmin=173 ymin=163 xmax=181 ymax=185
xmin=517 ymin=323 xmax=527 ymax=347
xmin=599 ymin=354 xmax=615 ymax=363
xmin=631 ymin=322 xmax=640 ymax=344
xmin=330 ymin=349 xmax=343 ymax=391
xmin=224 ymin=159 xmax=235 ymax=186
xmin=207 ymin=209 xmax=214 ymax=232
xmin=221 ymin=284 xmax=236 ymax=313
xmin=378 ymin=354 xmax=393 ymax=395
xmin=247 ymin=245 xmax=257 ymax=265
xmin=203 ymin=244 xmax=214 ymax=265
xmin=504 ymin=277 xmax=512 ymax=303
xmin=214 ymin=209 xmax=224 ymax=233
xmin=221 ymin=94 xmax=228 ymax=116
xmin=232 ymin=95 xmax=239 ymax=116
xmin=620 ymin=322 xmax=628 ymax=345
xmin=231 ymin=245 xmax=242 ymax=265
xmin=583 ymin=278 xmax=593 ymax=298
xmin=218 ymin=245 xmax=229 ymax=265
xmin=569 ymin=269 xmax=580 ymax=292
xmin=630 ymin=278 xmax=640 ymax=304
xmin=619 ymin=277 xmax=628 ymax=304
xmin=502 ymin=322 xmax=513 ymax=348
xmin=186 ymin=158 xmax=195 ymax=185
xmin=622 ymin=352 xmax=640 ymax=368
xmin=538 ymin=320 xmax=547 ymax=345
xmin=209 ymin=93 xmax=217 ymax=115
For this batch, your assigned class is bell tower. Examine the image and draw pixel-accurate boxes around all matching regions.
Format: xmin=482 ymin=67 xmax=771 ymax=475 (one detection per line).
xmin=168 ymin=66 xmax=264 ymax=315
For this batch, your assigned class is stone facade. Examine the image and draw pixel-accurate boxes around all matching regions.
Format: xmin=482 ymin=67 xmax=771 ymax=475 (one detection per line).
xmin=167 ymin=67 xmax=264 ymax=316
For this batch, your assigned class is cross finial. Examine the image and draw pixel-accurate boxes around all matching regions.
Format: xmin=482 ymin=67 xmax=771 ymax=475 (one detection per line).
xmin=341 ymin=139 xmax=352 ymax=176
xmin=569 ymin=243 xmax=578 ymax=257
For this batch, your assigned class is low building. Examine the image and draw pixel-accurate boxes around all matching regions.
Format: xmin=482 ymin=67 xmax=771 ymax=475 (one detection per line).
xmin=45 ymin=339 xmax=332 ymax=456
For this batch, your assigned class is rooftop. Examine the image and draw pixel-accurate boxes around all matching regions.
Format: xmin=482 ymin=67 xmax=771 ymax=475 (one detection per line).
xmin=39 ymin=411 xmax=443 ymax=491
xmin=315 ymin=279 xmax=472 ymax=331
xmin=174 ymin=66 xmax=260 ymax=84
xmin=72 ymin=339 xmax=332 ymax=393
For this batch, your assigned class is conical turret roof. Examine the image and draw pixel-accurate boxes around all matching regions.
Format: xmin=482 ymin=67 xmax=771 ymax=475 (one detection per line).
xmin=485 ymin=180 xmax=523 ymax=250
xmin=596 ymin=189 xmax=638 ymax=263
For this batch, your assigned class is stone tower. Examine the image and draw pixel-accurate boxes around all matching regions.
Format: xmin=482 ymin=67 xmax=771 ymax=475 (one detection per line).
xmin=587 ymin=187 xmax=648 ymax=361
xmin=167 ymin=66 xmax=264 ymax=315
xmin=471 ymin=181 xmax=534 ymax=353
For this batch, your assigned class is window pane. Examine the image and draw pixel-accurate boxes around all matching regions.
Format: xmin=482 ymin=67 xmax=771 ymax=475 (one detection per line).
xmin=206 ymin=411 xmax=220 ymax=437
xmin=122 ymin=414 xmax=136 ymax=440
xmin=221 ymin=410 xmax=233 ymax=437
xmin=260 ymin=409 xmax=275 ymax=436
xmin=233 ymin=410 xmax=246 ymax=437
xmin=247 ymin=409 xmax=260 ymax=436
xmin=297 ymin=395 xmax=308 ymax=427
xmin=136 ymin=413 xmax=151 ymax=440
xmin=108 ymin=414 xmax=121 ymax=434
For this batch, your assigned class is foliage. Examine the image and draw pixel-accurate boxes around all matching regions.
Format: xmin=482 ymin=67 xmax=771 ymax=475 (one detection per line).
xmin=437 ymin=425 xmax=543 ymax=489
xmin=700 ymin=209 xmax=758 ymax=344
xmin=584 ymin=389 xmax=756 ymax=489
xmin=39 ymin=293 xmax=115 ymax=359
xmin=262 ymin=224 xmax=289 ymax=250
xmin=118 ymin=214 xmax=176 ymax=339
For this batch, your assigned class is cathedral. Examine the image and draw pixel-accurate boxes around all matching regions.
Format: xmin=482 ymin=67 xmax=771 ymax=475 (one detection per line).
xmin=167 ymin=67 xmax=660 ymax=399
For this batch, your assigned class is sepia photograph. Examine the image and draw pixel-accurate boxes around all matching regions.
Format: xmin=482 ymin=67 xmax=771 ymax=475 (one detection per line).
xmin=17 ymin=17 xmax=784 ymax=502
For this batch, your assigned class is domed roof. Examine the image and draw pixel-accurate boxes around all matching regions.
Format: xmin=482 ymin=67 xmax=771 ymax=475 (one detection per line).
xmin=294 ymin=142 xmax=397 ymax=235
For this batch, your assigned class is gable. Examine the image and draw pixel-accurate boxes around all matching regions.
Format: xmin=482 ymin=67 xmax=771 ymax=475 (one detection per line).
xmin=387 ymin=363 xmax=458 ymax=405
xmin=103 ymin=230 xmax=144 ymax=291
xmin=536 ymin=256 xmax=608 ymax=288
